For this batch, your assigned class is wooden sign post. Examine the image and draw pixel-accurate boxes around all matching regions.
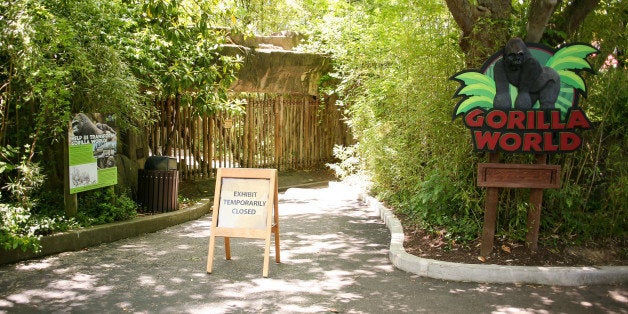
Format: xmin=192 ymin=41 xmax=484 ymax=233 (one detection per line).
xmin=206 ymin=168 xmax=280 ymax=277
xmin=477 ymin=154 xmax=561 ymax=256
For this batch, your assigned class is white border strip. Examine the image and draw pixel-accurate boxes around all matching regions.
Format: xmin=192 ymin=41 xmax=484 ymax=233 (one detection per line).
xmin=359 ymin=192 xmax=628 ymax=286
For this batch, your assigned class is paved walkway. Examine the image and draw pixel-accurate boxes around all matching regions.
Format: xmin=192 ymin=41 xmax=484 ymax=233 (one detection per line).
xmin=1 ymin=183 xmax=626 ymax=313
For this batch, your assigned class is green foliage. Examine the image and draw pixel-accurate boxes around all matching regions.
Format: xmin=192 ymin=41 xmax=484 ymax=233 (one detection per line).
xmin=300 ymin=0 xmax=626 ymax=247
xmin=0 ymin=146 xmax=44 ymax=252
xmin=544 ymin=68 xmax=628 ymax=242
xmin=0 ymin=0 xmax=242 ymax=245
xmin=1 ymin=0 xmax=151 ymax=140
xmin=0 ymin=145 xmax=80 ymax=252
xmin=76 ymin=188 xmax=138 ymax=226
xmin=327 ymin=144 xmax=363 ymax=180
xmin=1 ymin=0 xmax=242 ymax=180
xmin=0 ymin=204 xmax=41 ymax=252
xmin=119 ymin=0 xmax=242 ymax=114
xmin=407 ymin=168 xmax=482 ymax=245
xmin=301 ymin=0 xmax=482 ymax=243
xmin=1 ymin=0 xmax=624 ymax=254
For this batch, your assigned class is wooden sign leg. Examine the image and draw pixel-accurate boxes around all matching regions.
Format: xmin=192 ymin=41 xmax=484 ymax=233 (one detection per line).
xmin=225 ymin=237 xmax=231 ymax=260
xmin=273 ymin=190 xmax=280 ymax=263
xmin=263 ymin=234 xmax=271 ymax=278
xmin=207 ymin=235 xmax=216 ymax=273
xmin=526 ymin=189 xmax=543 ymax=252
xmin=273 ymin=225 xmax=281 ymax=263
xmin=480 ymin=153 xmax=500 ymax=257
xmin=481 ymin=187 xmax=499 ymax=257
xmin=526 ymin=154 xmax=547 ymax=253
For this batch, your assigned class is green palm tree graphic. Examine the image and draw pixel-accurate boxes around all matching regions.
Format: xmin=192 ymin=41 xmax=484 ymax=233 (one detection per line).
xmin=451 ymin=44 xmax=598 ymax=119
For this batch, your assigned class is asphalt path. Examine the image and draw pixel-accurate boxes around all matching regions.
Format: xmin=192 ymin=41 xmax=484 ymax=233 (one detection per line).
xmin=0 ymin=183 xmax=626 ymax=313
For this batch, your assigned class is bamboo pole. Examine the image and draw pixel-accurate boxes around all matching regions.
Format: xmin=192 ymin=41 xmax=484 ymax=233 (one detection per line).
xmin=277 ymin=96 xmax=282 ymax=169
xmin=202 ymin=115 xmax=208 ymax=177
xmin=181 ymin=103 xmax=187 ymax=177
xmin=209 ymin=116 xmax=214 ymax=175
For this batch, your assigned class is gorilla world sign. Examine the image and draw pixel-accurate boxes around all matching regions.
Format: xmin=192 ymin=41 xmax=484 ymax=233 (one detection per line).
xmin=451 ymin=38 xmax=597 ymax=153
xmin=463 ymin=108 xmax=591 ymax=152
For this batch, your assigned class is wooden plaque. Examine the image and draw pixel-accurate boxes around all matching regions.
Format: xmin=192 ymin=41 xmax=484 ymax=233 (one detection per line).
xmin=477 ymin=163 xmax=561 ymax=189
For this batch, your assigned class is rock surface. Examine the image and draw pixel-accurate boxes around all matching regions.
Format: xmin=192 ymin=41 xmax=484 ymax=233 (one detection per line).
xmin=222 ymin=32 xmax=330 ymax=95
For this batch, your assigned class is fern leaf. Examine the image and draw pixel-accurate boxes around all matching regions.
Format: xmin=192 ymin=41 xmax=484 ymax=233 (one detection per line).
xmin=547 ymin=56 xmax=593 ymax=71
xmin=549 ymin=44 xmax=598 ymax=63
xmin=558 ymin=70 xmax=586 ymax=93
xmin=453 ymin=71 xmax=495 ymax=88
xmin=555 ymin=95 xmax=573 ymax=116
xmin=455 ymin=83 xmax=496 ymax=99
xmin=455 ymin=96 xmax=493 ymax=116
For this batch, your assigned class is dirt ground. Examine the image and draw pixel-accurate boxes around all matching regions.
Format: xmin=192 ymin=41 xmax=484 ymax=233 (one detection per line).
xmin=178 ymin=169 xmax=626 ymax=267
xmin=400 ymin=218 xmax=626 ymax=267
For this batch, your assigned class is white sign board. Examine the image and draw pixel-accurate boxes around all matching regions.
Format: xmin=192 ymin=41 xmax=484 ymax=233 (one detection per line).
xmin=217 ymin=178 xmax=270 ymax=229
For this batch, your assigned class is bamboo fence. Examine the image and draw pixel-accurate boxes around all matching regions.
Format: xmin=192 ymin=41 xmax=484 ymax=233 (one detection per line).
xmin=147 ymin=94 xmax=352 ymax=180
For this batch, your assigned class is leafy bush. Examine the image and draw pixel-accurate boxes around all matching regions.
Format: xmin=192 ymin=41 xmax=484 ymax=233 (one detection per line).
xmin=0 ymin=145 xmax=138 ymax=253
xmin=0 ymin=147 xmax=46 ymax=252
xmin=0 ymin=204 xmax=40 ymax=252
xmin=76 ymin=188 xmax=137 ymax=227
xmin=327 ymin=144 xmax=363 ymax=179
xmin=0 ymin=146 xmax=82 ymax=252
xmin=543 ymin=68 xmax=627 ymax=243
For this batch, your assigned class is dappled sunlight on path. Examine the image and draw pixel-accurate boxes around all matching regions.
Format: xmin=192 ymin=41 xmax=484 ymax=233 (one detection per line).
xmin=0 ymin=182 xmax=625 ymax=313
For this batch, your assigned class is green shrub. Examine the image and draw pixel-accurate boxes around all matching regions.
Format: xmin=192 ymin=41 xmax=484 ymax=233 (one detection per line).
xmin=1 ymin=146 xmax=139 ymax=253
xmin=389 ymin=168 xmax=483 ymax=246
xmin=0 ymin=148 xmax=46 ymax=252
xmin=0 ymin=204 xmax=41 ymax=252
xmin=77 ymin=188 xmax=137 ymax=226
xmin=327 ymin=144 xmax=363 ymax=179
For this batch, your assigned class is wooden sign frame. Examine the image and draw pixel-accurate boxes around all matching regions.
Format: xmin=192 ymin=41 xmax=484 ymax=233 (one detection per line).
xmin=477 ymin=163 xmax=561 ymax=189
xmin=206 ymin=168 xmax=280 ymax=277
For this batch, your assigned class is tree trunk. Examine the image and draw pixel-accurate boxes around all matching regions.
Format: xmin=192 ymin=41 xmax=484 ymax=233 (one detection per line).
xmin=525 ymin=0 xmax=558 ymax=43
xmin=445 ymin=0 xmax=512 ymax=68
xmin=446 ymin=0 xmax=600 ymax=65
xmin=547 ymin=0 xmax=601 ymax=45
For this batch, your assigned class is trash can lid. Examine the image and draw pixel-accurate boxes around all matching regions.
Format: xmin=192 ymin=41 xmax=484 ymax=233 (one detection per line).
xmin=144 ymin=156 xmax=178 ymax=170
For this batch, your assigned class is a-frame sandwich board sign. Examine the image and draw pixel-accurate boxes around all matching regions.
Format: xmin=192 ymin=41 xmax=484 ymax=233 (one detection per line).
xmin=206 ymin=168 xmax=280 ymax=277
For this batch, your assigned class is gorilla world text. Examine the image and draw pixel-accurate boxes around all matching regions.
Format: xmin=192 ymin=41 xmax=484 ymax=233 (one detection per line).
xmin=463 ymin=108 xmax=591 ymax=153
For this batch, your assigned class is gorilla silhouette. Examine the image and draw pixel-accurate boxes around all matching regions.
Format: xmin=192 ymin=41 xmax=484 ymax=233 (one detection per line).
xmin=492 ymin=38 xmax=560 ymax=110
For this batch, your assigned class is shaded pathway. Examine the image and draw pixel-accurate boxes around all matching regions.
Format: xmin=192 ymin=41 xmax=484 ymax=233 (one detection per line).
xmin=1 ymin=183 xmax=626 ymax=313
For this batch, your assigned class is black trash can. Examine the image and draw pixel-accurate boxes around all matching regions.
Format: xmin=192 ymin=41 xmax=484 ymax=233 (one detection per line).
xmin=144 ymin=156 xmax=178 ymax=171
xmin=137 ymin=156 xmax=179 ymax=213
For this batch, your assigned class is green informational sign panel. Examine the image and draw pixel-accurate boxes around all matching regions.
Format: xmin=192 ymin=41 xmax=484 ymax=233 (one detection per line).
xmin=68 ymin=113 xmax=117 ymax=194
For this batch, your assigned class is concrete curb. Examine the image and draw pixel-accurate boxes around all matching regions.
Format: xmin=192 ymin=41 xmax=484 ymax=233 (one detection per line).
xmin=359 ymin=192 xmax=628 ymax=286
xmin=0 ymin=201 xmax=210 ymax=265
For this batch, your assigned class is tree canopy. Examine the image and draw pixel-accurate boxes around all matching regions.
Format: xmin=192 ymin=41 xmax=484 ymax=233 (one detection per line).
xmin=0 ymin=0 xmax=244 ymax=250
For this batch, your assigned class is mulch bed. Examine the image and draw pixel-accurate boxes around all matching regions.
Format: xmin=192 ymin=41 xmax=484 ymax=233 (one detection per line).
xmin=400 ymin=218 xmax=626 ymax=267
